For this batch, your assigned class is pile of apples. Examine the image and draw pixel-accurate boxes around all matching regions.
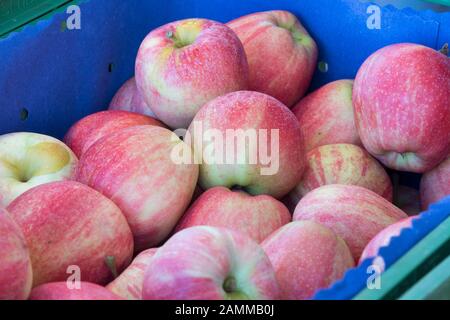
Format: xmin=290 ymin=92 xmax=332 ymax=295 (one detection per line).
xmin=0 ymin=10 xmax=449 ymax=301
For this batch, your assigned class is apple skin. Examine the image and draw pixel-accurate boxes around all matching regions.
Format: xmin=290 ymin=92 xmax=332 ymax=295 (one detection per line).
xmin=421 ymin=157 xmax=450 ymax=210
xmin=7 ymin=181 xmax=134 ymax=287
xmin=353 ymin=43 xmax=450 ymax=173
xmin=0 ymin=132 xmax=78 ymax=207
xmin=287 ymin=144 xmax=393 ymax=207
xmin=109 ymin=77 xmax=156 ymax=117
xmin=228 ymin=10 xmax=318 ymax=108
xmin=292 ymin=80 xmax=361 ymax=151
xmin=175 ymin=187 xmax=291 ymax=243
xmin=76 ymin=125 xmax=199 ymax=251
xmin=64 ymin=110 xmax=164 ymax=158
xmin=262 ymin=221 xmax=354 ymax=300
xmin=30 ymin=282 xmax=121 ymax=300
xmin=0 ymin=208 xmax=33 ymax=300
xmin=293 ymin=184 xmax=408 ymax=261
xmin=142 ymin=226 xmax=280 ymax=300
xmin=359 ymin=217 xmax=415 ymax=268
xmin=189 ymin=91 xmax=306 ymax=199
xmin=136 ymin=18 xmax=249 ymax=129
xmin=395 ymin=185 xmax=422 ymax=216
xmin=106 ymin=248 xmax=157 ymax=300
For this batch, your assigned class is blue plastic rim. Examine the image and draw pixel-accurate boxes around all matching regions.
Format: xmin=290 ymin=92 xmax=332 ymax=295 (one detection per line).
xmin=0 ymin=0 xmax=449 ymax=299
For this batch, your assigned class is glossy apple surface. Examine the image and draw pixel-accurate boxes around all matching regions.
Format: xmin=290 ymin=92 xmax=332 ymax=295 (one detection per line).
xmin=142 ymin=226 xmax=280 ymax=300
xmin=136 ymin=18 xmax=248 ymax=128
xmin=7 ymin=181 xmax=134 ymax=287
xmin=353 ymin=43 xmax=450 ymax=173
xmin=228 ymin=10 xmax=317 ymax=107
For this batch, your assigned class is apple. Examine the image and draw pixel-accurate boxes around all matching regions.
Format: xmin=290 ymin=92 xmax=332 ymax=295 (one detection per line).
xmin=287 ymin=144 xmax=393 ymax=207
xmin=135 ymin=18 xmax=249 ymax=128
xmin=106 ymin=248 xmax=158 ymax=300
xmin=262 ymin=221 xmax=354 ymax=300
xmin=30 ymin=282 xmax=121 ymax=300
xmin=142 ymin=226 xmax=280 ymax=300
xmin=188 ymin=91 xmax=306 ymax=199
xmin=175 ymin=187 xmax=291 ymax=243
xmin=395 ymin=185 xmax=422 ymax=216
xmin=293 ymin=184 xmax=408 ymax=261
xmin=353 ymin=43 xmax=450 ymax=173
xmin=228 ymin=10 xmax=318 ymax=107
xmin=0 ymin=208 xmax=32 ymax=300
xmin=0 ymin=132 xmax=78 ymax=207
xmin=7 ymin=181 xmax=134 ymax=287
xmin=76 ymin=125 xmax=199 ymax=251
xmin=359 ymin=217 xmax=416 ymax=270
xmin=64 ymin=110 xmax=164 ymax=158
xmin=292 ymin=80 xmax=361 ymax=151
xmin=421 ymin=157 xmax=450 ymax=210
xmin=109 ymin=77 xmax=156 ymax=117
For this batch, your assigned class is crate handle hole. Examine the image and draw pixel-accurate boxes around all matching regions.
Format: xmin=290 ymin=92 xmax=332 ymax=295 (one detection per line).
xmin=108 ymin=63 xmax=114 ymax=73
xmin=20 ymin=108 xmax=29 ymax=121
xmin=318 ymin=61 xmax=329 ymax=73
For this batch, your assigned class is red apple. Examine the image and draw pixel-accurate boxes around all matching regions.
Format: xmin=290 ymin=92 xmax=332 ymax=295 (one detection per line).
xmin=262 ymin=221 xmax=354 ymax=300
xmin=142 ymin=226 xmax=280 ymax=300
xmin=228 ymin=10 xmax=318 ymax=107
xmin=293 ymin=80 xmax=361 ymax=151
xmin=188 ymin=91 xmax=306 ymax=199
xmin=30 ymin=282 xmax=121 ymax=300
xmin=0 ymin=208 xmax=32 ymax=300
xmin=7 ymin=181 xmax=134 ymax=287
xmin=359 ymin=217 xmax=416 ymax=268
xmin=106 ymin=248 xmax=157 ymax=300
xmin=421 ymin=157 xmax=450 ymax=210
xmin=175 ymin=187 xmax=291 ymax=243
xmin=109 ymin=77 xmax=156 ymax=117
xmin=293 ymin=184 xmax=408 ymax=261
xmin=287 ymin=144 xmax=393 ymax=207
xmin=395 ymin=185 xmax=422 ymax=216
xmin=64 ymin=110 xmax=164 ymax=158
xmin=76 ymin=125 xmax=199 ymax=251
xmin=0 ymin=132 xmax=78 ymax=207
xmin=135 ymin=18 xmax=248 ymax=128
xmin=353 ymin=43 xmax=450 ymax=173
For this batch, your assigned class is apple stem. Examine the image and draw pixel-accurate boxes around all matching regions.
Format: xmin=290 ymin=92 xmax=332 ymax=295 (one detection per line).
xmin=223 ymin=276 xmax=237 ymax=293
xmin=439 ymin=43 xmax=449 ymax=56
xmin=105 ymin=256 xmax=118 ymax=279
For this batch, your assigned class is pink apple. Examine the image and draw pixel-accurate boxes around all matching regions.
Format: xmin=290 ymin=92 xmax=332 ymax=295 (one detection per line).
xmin=175 ymin=187 xmax=291 ymax=243
xmin=76 ymin=125 xmax=199 ymax=251
xmin=359 ymin=217 xmax=416 ymax=269
xmin=188 ymin=91 xmax=306 ymax=199
xmin=262 ymin=221 xmax=354 ymax=300
xmin=421 ymin=157 xmax=450 ymax=210
xmin=142 ymin=226 xmax=280 ymax=300
xmin=109 ymin=77 xmax=156 ymax=117
xmin=64 ymin=110 xmax=164 ymax=158
xmin=293 ymin=80 xmax=361 ymax=151
xmin=395 ymin=185 xmax=422 ymax=216
xmin=7 ymin=181 xmax=134 ymax=287
xmin=228 ymin=10 xmax=318 ymax=107
xmin=30 ymin=282 xmax=121 ymax=300
xmin=106 ymin=248 xmax=157 ymax=300
xmin=287 ymin=144 xmax=393 ymax=207
xmin=135 ymin=18 xmax=249 ymax=128
xmin=0 ymin=132 xmax=78 ymax=207
xmin=353 ymin=43 xmax=450 ymax=173
xmin=293 ymin=184 xmax=408 ymax=261
xmin=0 ymin=208 xmax=32 ymax=300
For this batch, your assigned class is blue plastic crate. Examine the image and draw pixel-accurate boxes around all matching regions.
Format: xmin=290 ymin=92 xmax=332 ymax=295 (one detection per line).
xmin=0 ymin=0 xmax=449 ymax=299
